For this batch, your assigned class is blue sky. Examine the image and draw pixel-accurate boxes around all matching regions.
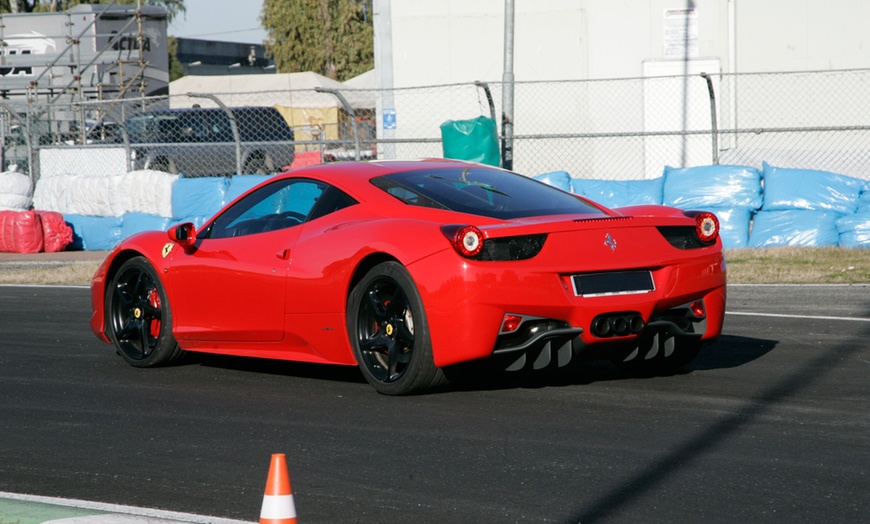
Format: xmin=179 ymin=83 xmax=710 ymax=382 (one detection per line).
xmin=168 ymin=0 xmax=268 ymax=44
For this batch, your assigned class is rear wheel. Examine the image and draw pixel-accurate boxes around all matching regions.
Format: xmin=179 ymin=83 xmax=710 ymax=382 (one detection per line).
xmin=106 ymin=257 xmax=185 ymax=367
xmin=347 ymin=262 xmax=447 ymax=395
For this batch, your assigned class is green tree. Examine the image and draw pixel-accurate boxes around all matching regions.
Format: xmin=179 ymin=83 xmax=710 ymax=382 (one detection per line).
xmin=167 ymin=35 xmax=184 ymax=81
xmin=262 ymin=0 xmax=373 ymax=81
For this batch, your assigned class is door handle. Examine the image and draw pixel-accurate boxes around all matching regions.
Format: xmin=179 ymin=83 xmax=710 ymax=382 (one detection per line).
xmin=276 ymin=249 xmax=291 ymax=260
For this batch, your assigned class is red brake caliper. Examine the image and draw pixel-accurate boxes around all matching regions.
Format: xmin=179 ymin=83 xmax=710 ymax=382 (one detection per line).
xmin=148 ymin=288 xmax=162 ymax=338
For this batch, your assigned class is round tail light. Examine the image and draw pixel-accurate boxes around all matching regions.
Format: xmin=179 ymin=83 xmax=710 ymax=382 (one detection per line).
xmin=454 ymin=225 xmax=484 ymax=257
xmin=695 ymin=212 xmax=720 ymax=243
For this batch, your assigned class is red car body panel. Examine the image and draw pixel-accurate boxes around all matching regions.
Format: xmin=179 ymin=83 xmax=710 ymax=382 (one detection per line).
xmin=91 ymin=159 xmax=726 ymax=370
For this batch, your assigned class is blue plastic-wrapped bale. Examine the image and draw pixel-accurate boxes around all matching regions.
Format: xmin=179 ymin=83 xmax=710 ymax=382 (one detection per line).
xmin=663 ymin=165 xmax=762 ymax=210
xmin=532 ymin=171 xmax=572 ymax=192
xmin=172 ymin=215 xmax=211 ymax=230
xmin=836 ymin=213 xmax=870 ymax=249
xmin=749 ymin=210 xmax=841 ymax=248
xmin=171 ymin=176 xmax=228 ymax=220
xmin=121 ymin=212 xmax=172 ymax=241
xmin=570 ymin=177 xmax=663 ymax=208
xmin=708 ymin=207 xmax=752 ymax=249
xmin=856 ymin=182 xmax=870 ymax=214
xmin=761 ymin=162 xmax=864 ymax=214
xmin=226 ymin=174 xmax=273 ymax=203
xmin=64 ymin=214 xmax=123 ymax=251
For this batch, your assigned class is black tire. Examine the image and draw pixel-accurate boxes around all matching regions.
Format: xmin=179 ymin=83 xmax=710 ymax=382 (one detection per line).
xmin=106 ymin=257 xmax=185 ymax=367
xmin=347 ymin=262 xmax=447 ymax=395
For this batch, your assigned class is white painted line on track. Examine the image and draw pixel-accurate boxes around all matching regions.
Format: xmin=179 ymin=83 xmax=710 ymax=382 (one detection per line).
xmin=726 ymin=311 xmax=870 ymax=322
xmin=0 ymin=491 xmax=255 ymax=524
xmin=0 ymin=284 xmax=89 ymax=289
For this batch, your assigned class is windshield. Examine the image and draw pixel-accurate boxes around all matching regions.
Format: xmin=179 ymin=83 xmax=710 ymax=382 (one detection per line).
xmin=371 ymin=167 xmax=606 ymax=220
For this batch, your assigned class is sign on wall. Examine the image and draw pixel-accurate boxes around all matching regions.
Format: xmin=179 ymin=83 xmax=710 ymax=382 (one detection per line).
xmin=663 ymin=7 xmax=698 ymax=59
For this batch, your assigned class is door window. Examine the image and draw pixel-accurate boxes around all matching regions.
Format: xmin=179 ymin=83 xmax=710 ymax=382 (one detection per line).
xmin=206 ymin=178 xmax=326 ymax=238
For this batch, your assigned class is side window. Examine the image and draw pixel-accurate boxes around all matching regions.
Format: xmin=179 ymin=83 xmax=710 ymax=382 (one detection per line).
xmin=206 ymin=179 xmax=327 ymax=239
xmin=307 ymin=186 xmax=358 ymax=221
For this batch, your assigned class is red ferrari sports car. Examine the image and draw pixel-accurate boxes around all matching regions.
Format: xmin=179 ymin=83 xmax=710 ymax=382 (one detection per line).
xmin=90 ymin=159 xmax=726 ymax=395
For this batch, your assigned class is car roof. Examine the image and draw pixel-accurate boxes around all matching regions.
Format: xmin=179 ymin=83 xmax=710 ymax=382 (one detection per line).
xmin=276 ymin=159 xmax=506 ymax=203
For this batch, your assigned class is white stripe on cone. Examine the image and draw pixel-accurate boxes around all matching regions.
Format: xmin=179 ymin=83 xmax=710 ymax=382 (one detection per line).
xmin=260 ymin=494 xmax=297 ymax=519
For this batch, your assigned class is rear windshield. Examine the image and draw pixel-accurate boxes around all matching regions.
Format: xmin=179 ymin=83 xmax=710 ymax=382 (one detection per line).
xmin=371 ymin=167 xmax=606 ymax=220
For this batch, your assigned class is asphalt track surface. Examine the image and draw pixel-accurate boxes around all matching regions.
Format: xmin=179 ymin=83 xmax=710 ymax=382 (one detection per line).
xmin=0 ymin=284 xmax=868 ymax=523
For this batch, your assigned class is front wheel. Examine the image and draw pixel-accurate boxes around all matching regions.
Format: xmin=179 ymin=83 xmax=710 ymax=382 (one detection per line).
xmin=347 ymin=262 xmax=447 ymax=395
xmin=106 ymin=257 xmax=185 ymax=367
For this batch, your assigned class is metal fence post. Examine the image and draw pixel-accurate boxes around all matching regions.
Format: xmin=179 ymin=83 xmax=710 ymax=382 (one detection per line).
xmin=502 ymin=0 xmax=515 ymax=171
xmin=474 ymin=81 xmax=496 ymax=122
xmin=315 ymin=87 xmax=361 ymax=161
xmin=700 ymin=72 xmax=719 ymax=165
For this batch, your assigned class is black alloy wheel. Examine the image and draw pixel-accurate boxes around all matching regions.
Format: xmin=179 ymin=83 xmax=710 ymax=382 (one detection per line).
xmin=106 ymin=257 xmax=184 ymax=367
xmin=348 ymin=262 xmax=446 ymax=395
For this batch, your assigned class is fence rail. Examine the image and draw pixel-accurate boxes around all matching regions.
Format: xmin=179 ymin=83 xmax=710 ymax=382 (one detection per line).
xmin=3 ymin=68 xmax=870 ymax=182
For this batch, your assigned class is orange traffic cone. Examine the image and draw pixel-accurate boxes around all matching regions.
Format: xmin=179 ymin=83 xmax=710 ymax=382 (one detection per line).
xmin=259 ymin=453 xmax=298 ymax=524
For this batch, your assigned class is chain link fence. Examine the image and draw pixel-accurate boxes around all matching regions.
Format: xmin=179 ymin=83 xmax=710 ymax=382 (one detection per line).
xmin=3 ymin=68 xmax=870 ymax=182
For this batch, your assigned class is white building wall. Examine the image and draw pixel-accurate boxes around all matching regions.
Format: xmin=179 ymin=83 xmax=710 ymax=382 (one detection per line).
xmin=383 ymin=0 xmax=870 ymax=84
xmin=374 ymin=0 xmax=870 ymax=174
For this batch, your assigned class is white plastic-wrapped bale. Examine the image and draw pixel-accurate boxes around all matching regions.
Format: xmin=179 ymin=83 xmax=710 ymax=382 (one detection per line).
xmin=33 ymin=174 xmax=119 ymax=216
xmin=0 ymin=170 xmax=33 ymax=211
xmin=113 ymin=170 xmax=178 ymax=218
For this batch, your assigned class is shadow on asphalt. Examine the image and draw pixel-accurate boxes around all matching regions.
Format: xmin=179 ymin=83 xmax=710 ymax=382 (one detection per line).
xmin=181 ymin=334 xmax=777 ymax=394
xmin=447 ymin=334 xmax=776 ymax=392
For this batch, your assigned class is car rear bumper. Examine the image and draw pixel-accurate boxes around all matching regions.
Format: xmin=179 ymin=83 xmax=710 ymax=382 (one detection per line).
xmin=408 ymin=249 xmax=726 ymax=368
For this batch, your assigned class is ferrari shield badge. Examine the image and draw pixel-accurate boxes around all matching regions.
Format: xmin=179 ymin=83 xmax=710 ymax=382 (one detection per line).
xmin=162 ymin=243 xmax=174 ymax=258
xmin=604 ymin=233 xmax=617 ymax=252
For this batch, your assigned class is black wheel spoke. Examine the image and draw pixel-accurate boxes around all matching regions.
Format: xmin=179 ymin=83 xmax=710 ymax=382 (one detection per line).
xmin=139 ymin=321 xmax=151 ymax=355
xmin=384 ymin=288 xmax=407 ymax=317
xmin=133 ymin=269 xmax=147 ymax=297
xmin=359 ymin=332 xmax=387 ymax=353
xmin=115 ymin=285 xmax=135 ymax=308
xmin=365 ymin=289 xmax=387 ymax=318
xmin=116 ymin=318 xmax=139 ymax=341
